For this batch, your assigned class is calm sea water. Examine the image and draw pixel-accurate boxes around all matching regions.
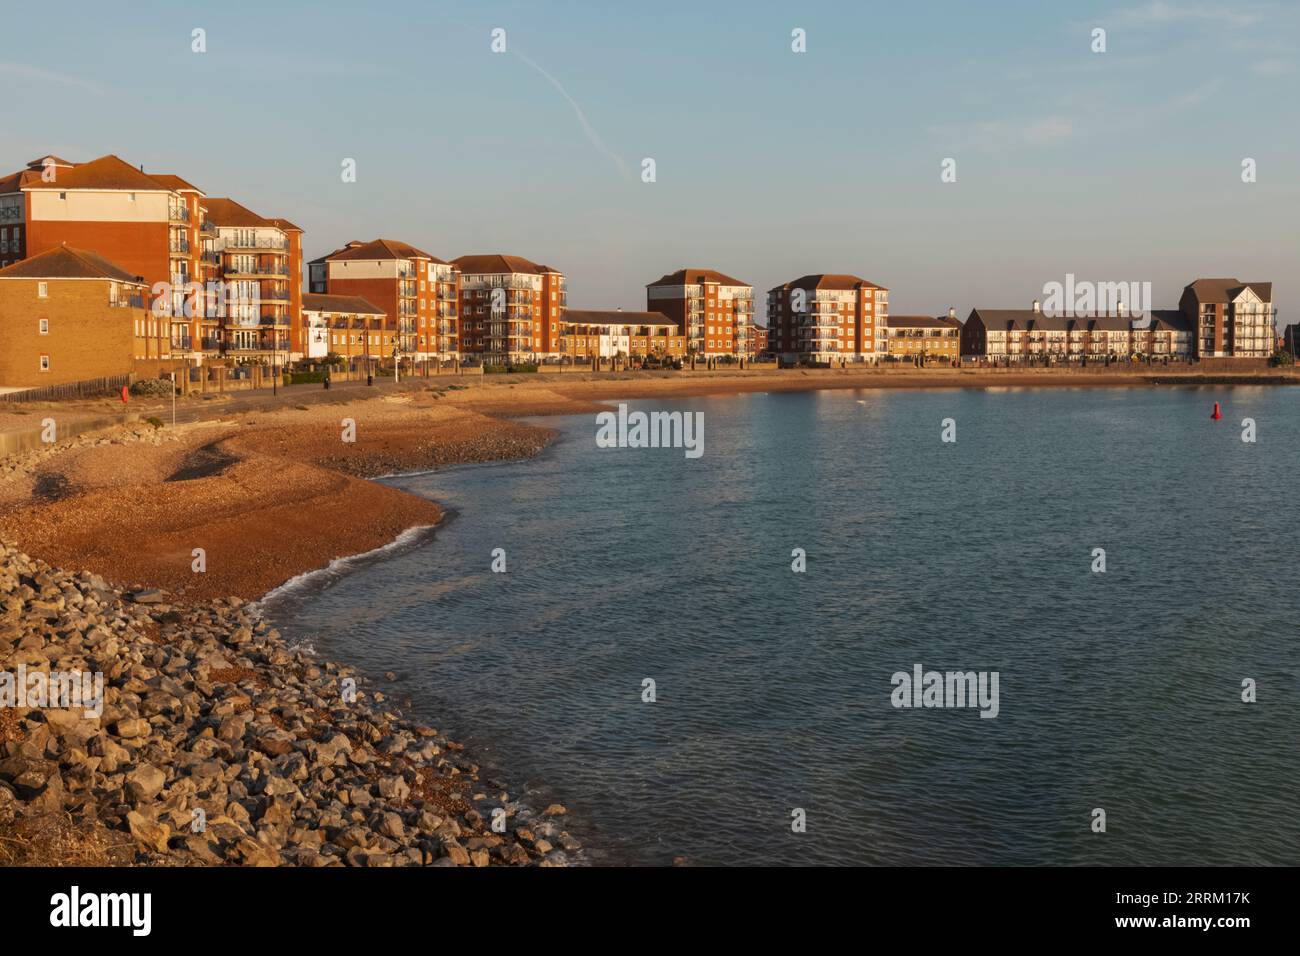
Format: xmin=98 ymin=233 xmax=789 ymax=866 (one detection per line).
xmin=264 ymin=386 xmax=1300 ymax=866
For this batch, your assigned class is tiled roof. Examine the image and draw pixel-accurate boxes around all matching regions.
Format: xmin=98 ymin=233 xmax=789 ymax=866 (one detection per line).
xmin=149 ymin=173 xmax=203 ymax=193
xmin=0 ymin=243 xmax=142 ymax=283
xmin=886 ymin=314 xmax=961 ymax=329
xmin=302 ymin=293 xmax=385 ymax=315
xmin=1185 ymin=278 xmax=1273 ymax=303
xmin=453 ymin=253 xmax=548 ymax=275
xmin=203 ymin=197 xmax=276 ymax=228
xmin=20 ymin=154 xmax=170 ymax=192
xmin=330 ymin=238 xmax=442 ymax=263
xmin=648 ymin=267 xmax=749 ymax=288
xmin=564 ymin=309 xmax=674 ymax=326
xmin=771 ymin=273 xmax=884 ymax=293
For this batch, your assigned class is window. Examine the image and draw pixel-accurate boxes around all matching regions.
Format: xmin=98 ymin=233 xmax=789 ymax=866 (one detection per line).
xmin=38 ymin=282 xmax=48 ymax=298
xmin=40 ymin=355 xmax=50 ymax=371
xmin=39 ymin=319 xmax=48 ymax=335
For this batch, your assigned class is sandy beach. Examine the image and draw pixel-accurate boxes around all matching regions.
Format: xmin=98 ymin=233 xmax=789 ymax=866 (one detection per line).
xmin=3 ymin=365 xmax=1298 ymax=600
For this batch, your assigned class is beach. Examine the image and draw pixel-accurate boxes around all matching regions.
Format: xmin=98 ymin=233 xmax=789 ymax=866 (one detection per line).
xmin=2 ymin=366 xmax=1298 ymax=866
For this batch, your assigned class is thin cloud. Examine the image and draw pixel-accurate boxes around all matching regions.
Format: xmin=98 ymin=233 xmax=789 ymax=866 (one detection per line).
xmin=1171 ymin=77 xmax=1223 ymax=107
xmin=511 ymin=49 xmax=634 ymax=183
xmin=1252 ymin=58 xmax=1294 ymax=75
xmin=1118 ymin=1 xmax=1263 ymax=27
xmin=928 ymin=115 xmax=1074 ymax=150
xmin=0 ymin=61 xmax=104 ymax=94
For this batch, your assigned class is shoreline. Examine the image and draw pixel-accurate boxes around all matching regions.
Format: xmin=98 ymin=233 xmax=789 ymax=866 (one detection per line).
xmin=2 ymin=369 xmax=1297 ymax=867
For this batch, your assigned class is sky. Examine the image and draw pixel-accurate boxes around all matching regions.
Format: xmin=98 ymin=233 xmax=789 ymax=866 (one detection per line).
xmin=4 ymin=0 xmax=1298 ymax=324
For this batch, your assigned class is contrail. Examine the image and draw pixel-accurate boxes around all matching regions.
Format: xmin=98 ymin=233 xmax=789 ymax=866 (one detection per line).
xmin=511 ymin=49 xmax=634 ymax=183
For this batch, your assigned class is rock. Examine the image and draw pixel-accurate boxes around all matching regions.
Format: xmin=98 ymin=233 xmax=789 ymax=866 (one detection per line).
xmin=378 ymin=812 xmax=405 ymax=840
xmin=126 ymin=811 xmax=171 ymax=853
xmin=542 ymin=803 xmax=567 ymax=817
xmin=125 ymin=764 xmax=166 ymax=804
xmin=130 ymin=589 xmax=165 ymax=604
xmin=113 ymin=718 xmax=150 ymax=739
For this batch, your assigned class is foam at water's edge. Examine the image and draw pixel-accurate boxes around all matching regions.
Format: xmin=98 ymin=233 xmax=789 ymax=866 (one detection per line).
xmin=253 ymin=524 xmax=438 ymax=610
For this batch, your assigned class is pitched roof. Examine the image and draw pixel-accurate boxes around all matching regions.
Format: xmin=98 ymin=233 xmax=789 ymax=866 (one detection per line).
xmin=302 ymin=293 xmax=385 ymax=315
xmin=453 ymin=253 xmax=547 ymax=275
xmin=268 ymin=217 xmax=303 ymax=233
xmin=885 ymin=314 xmax=960 ymax=329
xmin=1087 ymin=316 xmax=1132 ymax=331
xmin=0 ymin=244 xmax=143 ymax=283
xmin=149 ymin=173 xmax=202 ymax=193
xmin=328 ymin=238 xmax=442 ymax=263
xmin=771 ymin=273 xmax=884 ymax=293
xmin=203 ymin=197 xmax=276 ymax=228
xmin=19 ymin=154 xmax=170 ymax=192
xmin=648 ymin=267 xmax=750 ymax=288
xmin=564 ymin=309 xmax=674 ymax=327
xmin=1147 ymin=309 xmax=1191 ymax=332
xmin=1185 ymin=278 xmax=1273 ymax=303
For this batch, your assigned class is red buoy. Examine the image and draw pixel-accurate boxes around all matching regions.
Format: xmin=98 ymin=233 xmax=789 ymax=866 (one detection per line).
xmin=1211 ymin=402 xmax=1221 ymax=420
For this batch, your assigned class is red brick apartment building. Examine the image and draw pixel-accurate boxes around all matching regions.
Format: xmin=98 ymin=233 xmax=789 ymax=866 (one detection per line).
xmin=646 ymin=268 xmax=754 ymax=359
xmin=766 ymin=274 xmax=887 ymax=364
xmin=310 ymin=240 xmax=458 ymax=361
xmin=453 ymin=254 xmax=566 ymax=363
xmin=560 ymin=309 xmax=684 ymax=361
xmin=0 ymin=153 xmax=304 ymax=366
xmin=1179 ymin=278 xmax=1275 ymax=358
xmin=204 ymin=199 xmax=303 ymax=365
xmin=0 ymin=245 xmax=161 ymax=388
xmin=301 ymin=293 xmax=391 ymax=363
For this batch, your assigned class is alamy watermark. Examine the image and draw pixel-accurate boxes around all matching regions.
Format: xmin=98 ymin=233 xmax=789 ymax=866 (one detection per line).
xmin=890 ymin=664 xmax=999 ymax=718
xmin=0 ymin=664 xmax=104 ymax=718
xmin=1041 ymin=273 xmax=1152 ymax=321
xmin=595 ymin=403 xmax=704 ymax=459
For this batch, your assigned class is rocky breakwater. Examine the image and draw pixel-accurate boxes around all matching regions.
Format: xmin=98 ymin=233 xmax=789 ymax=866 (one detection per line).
xmin=0 ymin=542 xmax=577 ymax=866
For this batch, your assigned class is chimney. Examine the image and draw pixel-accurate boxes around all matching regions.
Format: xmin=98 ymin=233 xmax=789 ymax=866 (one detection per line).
xmin=1117 ymin=301 xmax=1126 ymax=317
xmin=1032 ymin=299 xmax=1041 ymax=314
xmin=948 ymin=307 xmax=956 ymax=319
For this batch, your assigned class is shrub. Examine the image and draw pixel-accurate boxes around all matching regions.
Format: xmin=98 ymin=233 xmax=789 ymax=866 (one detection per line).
xmin=144 ymin=416 xmax=165 ymax=429
xmin=1271 ymin=349 xmax=1294 ymax=367
xmin=129 ymin=378 xmax=175 ymax=397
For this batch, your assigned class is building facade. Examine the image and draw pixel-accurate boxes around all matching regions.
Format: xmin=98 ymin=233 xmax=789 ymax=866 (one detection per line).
xmin=647 ymin=268 xmax=754 ymax=359
xmin=560 ymin=309 xmax=684 ymax=361
xmin=960 ymin=301 xmax=1194 ymax=362
xmin=884 ymin=312 xmax=961 ymax=361
xmin=453 ymin=254 xmax=566 ymax=363
xmin=302 ymin=292 xmax=391 ymax=363
xmin=766 ymin=274 xmax=887 ymax=364
xmin=310 ymin=239 xmax=457 ymax=362
xmin=204 ymin=199 xmax=303 ymax=365
xmin=0 ymin=245 xmax=160 ymax=388
xmin=1179 ymin=278 xmax=1275 ymax=359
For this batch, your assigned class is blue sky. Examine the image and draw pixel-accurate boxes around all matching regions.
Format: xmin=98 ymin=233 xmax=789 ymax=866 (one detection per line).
xmin=5 ymin=0 xmax=1297 ymax=322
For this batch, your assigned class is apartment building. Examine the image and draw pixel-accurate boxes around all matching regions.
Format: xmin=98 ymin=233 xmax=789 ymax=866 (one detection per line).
xmin=204 ymin=199 xmax=303 ymax=365
xmin=961 ymin=301 xmax=1193 ymax=361
xmin=1137 ymin=311 xmax=1193 ymax=358
xmin=766 ymin=274 xmax=887 ymax=364
xmin=0 ymin=154 xmax=307 ymax=366
xmin=0 ymin=245 xmax=161 ymax=388
xmin=302 ymin=292 xmax=391 ymax=363
xmin=884 ymin=312 xmax=962 ymax=361
xmin=0 ymin=155 xmax=199 ymax=351
xmin=561 ymin=309 xmax=684 ymax=361
xmin=753 ymin=324 xmax=770 ymax=357
xmin=1179 ymin=278 xmax=1275 ymax=358
xmin=311 ymin=239 xmax=458 ymax=361
xmin=453 ymin=254 xmax=566 ymax=363
xmin=647 ymin=268 xmax=754 ymax=359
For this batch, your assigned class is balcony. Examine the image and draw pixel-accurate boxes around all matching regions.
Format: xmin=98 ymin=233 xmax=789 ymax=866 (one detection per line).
xmin=200 ymin=220 xmax=217 ymax=235
xmin=169 ymin=239 xmax=191 ymax=254
xmin=220 ymin=236 xmax=289 ymax=252
xmin=169 ymin=207 xmax=191 ymax=223
xmin=225 ymin=265 xmax=289 ymax=277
